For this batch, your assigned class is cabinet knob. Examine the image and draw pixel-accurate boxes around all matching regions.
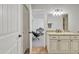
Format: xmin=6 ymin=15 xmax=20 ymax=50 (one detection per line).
xmin=70 ymin=40 xmax=72 ymax=42
xmin=58 ymin=40 xmax=61 ymax=42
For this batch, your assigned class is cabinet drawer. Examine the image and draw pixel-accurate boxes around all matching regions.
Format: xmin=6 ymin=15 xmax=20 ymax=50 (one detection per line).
xmin=71 ymin=36 xmax=79 ymax=39
xmin=49 ymin=36 xmax=58 ymax=39
xmin=59 ymin=36 xmax=70 ymax=39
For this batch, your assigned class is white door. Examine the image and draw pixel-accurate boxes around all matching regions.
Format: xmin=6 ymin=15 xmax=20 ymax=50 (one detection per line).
xmin=0 ymin=4 xmax=22 ymax=54
xmin=29 ymin=5 xmax=32 ymax=54
xmin=23 ymin=5 xmax=29 ymax=53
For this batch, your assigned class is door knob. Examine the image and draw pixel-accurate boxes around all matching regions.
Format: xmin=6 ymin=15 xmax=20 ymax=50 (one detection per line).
xmin=18 ymin=35 xmax=22 ymax=37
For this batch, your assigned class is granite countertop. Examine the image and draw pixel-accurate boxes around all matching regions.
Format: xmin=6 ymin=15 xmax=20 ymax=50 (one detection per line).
xmin=47 ymin=32 xmax=79 ymax=35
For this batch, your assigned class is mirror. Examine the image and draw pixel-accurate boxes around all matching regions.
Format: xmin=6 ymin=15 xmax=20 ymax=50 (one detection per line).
xmin=62 ymin=14 xmax=68 ymax=32
xmin=47 ymin=14 xmax=68 ymax=32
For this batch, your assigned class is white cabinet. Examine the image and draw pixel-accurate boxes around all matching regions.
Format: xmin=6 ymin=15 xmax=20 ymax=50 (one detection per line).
xmin=48 ymin=36 xmax=58 ymax=53
xmin=58 ymin=36 xmax=70 ymax=53
xmin=49 ymin=39 xmax=58 ymax=53
xmin=59 ymin=36 xmax=70 ymax=40
xmin=70 ymin=36 xmax=79 ymax=53
xmin=58 ymin=40 xmax=70 ymax=53
xmin=47 ymin=33 xmax=79 ymax=54
xmin=71 ymin=40 xmax=79 ymax=51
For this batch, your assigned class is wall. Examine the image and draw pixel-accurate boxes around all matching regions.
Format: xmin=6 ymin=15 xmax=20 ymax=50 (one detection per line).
xmin=32 ymin=10 xmax=45 ymax=47
xmin=32 ymin=10 xmax=45 ymax=31
xmin=32 ymin=4 xmax=79 ymax=32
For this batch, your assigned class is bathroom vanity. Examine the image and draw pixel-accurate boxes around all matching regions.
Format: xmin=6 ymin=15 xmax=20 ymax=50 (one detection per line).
xmin=47 ymin=32 xmax=79 ymax=54
xmin=46 ymin=9 xmax=79 ymax=54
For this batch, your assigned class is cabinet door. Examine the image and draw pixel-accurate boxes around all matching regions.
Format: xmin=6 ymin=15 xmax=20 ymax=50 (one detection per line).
xmin=49 ymin=39 xmax=58 ymax=53
xmin=59 ymin=40 xmax=70 ymax=51
xmin=71 ymin=40 xmax=79 ymax=51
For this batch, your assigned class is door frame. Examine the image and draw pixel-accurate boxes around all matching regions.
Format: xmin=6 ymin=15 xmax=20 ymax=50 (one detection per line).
xmin=22 ymin=4 xmax=32 ymax=54
xmin=29 ymin=5 xmax=32 ymax=54
xmin=32 ymin=9 xmax=46 ymax=48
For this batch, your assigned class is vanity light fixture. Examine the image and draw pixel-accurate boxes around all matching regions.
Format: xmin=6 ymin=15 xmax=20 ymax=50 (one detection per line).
xmin=49 ymin=8 xmax=65 ymax=16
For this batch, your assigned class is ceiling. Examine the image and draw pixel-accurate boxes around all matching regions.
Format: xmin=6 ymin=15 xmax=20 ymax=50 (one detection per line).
xmin=31 ymin=4 xmax=79 ymax=9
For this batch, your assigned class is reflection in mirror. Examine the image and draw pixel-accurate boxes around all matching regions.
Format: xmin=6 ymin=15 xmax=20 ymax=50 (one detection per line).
xmin=48 ymin=23 xmax=52 ymax=28
xmin=47 ymin=13 xmax=68 ymax=32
